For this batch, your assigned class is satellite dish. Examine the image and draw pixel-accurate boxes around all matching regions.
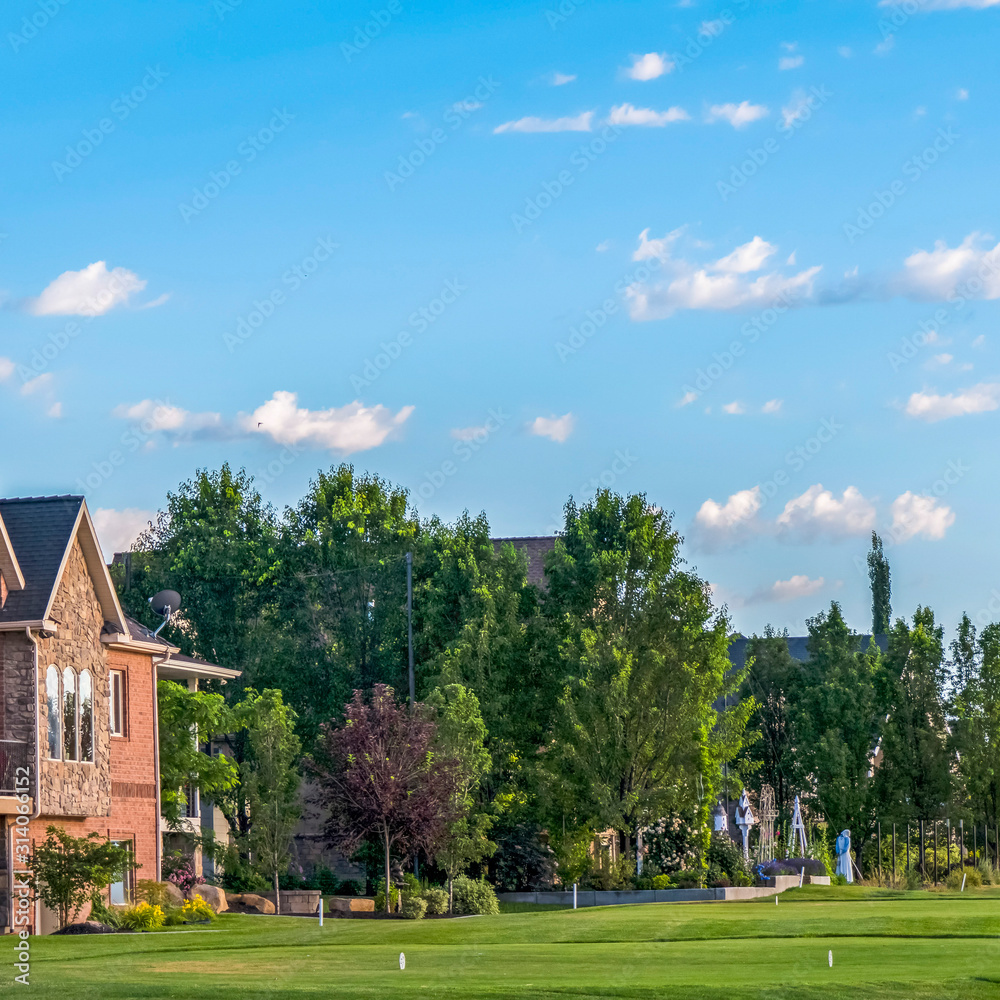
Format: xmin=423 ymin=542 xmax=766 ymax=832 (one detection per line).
xmin=149 ymin=590 xmax=181 ymax=617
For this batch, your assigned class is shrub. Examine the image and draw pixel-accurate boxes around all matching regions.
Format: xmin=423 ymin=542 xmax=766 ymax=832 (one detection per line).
xmin=831 ymin=873 xmax=848 ymax=887
xmin=452 ymin=875 xmax=499 ymax=916
xmin=650 ymin=874 xmax=672 ymax=890
xmin=120 ymin=902 xmax=165 ymax=931
xmin=977 ymin=861 xmax=998 ymax=886
xmin=135 ymin=880 xmax=174 ymax=908
xmin=219 ymin=846 xmax=268 ymax=894
xmin=422 ymin=887 xmax=449 ymax=915
xmin=163 ymin=909 xmax=186 ymax=926
xmin=762 ymin=858 xmax=826 ymax=877
xmin=87 ymin=893 xmax=122 ymax=928
xmin=181 ymin=894 xmax=218 ymax=922
xmin=374 ymin=879 xmax=400 ymax=912
xmin=162 ymin=853 xmax=198 ymax=895
xmin=904 ymin=867 xmax=923 ymax=890
xmin=400 ymin=894 xmax=427 ymax=920
xmin=337 ymin=879 xmax=364 ymax=897
xmin=673 ymin=871 xmax=701 ymax=889
xmin=945 ymin=866 xmax=983 ymax=891
xmin=706 ymin=834 xmax=751 ymax=887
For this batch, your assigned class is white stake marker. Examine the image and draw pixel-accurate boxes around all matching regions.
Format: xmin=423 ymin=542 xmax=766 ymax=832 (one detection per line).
xmin=828 ymin=950 xmax=833 ymax=968
xmin=400 ymin=953 xmax=406 ymax=970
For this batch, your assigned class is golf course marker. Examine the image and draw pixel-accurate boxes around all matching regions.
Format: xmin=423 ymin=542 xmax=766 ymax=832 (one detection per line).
xmin=400 ymin=953 xmax=406 ymax=970
xmin=828 ymin=950 xmax=833 ymax=968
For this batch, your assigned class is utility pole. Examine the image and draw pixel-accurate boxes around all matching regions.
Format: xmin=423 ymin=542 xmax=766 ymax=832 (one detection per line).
xmin=406 ymin=552 xmax=415 ymax=713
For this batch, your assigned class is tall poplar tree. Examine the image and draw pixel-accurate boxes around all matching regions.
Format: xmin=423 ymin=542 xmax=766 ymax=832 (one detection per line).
xmin=867 ymin=531 xmax=892 ymax=635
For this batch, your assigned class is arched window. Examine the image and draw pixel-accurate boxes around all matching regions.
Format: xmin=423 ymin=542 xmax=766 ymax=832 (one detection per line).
xmin=79 ymin=669 xmax=94 ymax=763
xmin=63 ymin=667 xmax=78 ymax=761
xmin=46 ymin=665 xmax=61 ymax=759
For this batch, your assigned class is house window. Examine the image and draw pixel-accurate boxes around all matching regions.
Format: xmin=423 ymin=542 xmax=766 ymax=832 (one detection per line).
xmin=110 ymin=670 xmax=126 ymax=737
xmin=79 ymin=669 xmax=94 ymax=763
xmin=108 ymin=839 xmax=134 ymax=905
xmin=46 ymin=665 xmax=61 ymax=759
xmin=63 ymin=668 xmax=78 ymax=761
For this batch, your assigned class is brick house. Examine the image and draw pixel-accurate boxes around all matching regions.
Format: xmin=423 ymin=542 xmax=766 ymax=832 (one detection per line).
xmin=0 ymin=496 xmax=237 ymax=934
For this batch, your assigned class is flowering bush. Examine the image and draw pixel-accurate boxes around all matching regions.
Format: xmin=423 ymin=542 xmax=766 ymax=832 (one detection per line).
xmin=121 ymin=902 xmax=165 ymax=931
xmin=181 ymin=894 xmax=217 ymax=922
xmin=162 ymin=852 xmax=198 ymax=894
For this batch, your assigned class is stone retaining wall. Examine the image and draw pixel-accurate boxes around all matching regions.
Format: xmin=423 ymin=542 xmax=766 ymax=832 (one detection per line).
xmin=499 ymin=885 xmax=786 ymax=906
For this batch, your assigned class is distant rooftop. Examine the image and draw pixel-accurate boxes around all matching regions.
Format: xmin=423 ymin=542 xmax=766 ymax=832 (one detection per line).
xmin=492 ymin=536 xmax=556 ymax=587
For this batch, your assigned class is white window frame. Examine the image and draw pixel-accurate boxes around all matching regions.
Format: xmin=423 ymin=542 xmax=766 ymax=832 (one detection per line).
xmin=109 ymin=669 xmax=126 ymax=737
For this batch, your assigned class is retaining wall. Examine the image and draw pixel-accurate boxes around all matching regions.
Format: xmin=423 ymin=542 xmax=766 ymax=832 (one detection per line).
xmin=499 ymin=885 xmax=785 ymax=907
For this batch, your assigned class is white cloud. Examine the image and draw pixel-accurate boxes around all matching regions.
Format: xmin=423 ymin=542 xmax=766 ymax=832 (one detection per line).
xmin=972 ymin=334 xmax=986 ymax=347
xmin=722 ymin=401 xmax=744 ymax=415
xmin=624 ymin=52 xmax=673 ymax=81
xmin=762 ymin=399 xmax=783 ymax=414
xmin=494 ymin=112 xmax=593 ymax=133
xmin=895 ymin=233 xmax=1000 ymax=301
xmin=451 ymin=423 xmax=491 ymax=441
xmin=92 ymin=508 xmax=155 ymax=560
xmin=28 ymin=261 xmax=147 ymax=317
xmin=927 ymin=352 xmax=954 ymax=367
xmin=705 ymin=101 xmax=769 ymax=128
xmin=874 ymin=35 xmax=895 ymax=56
xmin=626 ymin=231 xmax=820 ymax=320
xmin=242 ymin=392 xmax=414 ymax=452
xmin=113 ymin=399 xmax=224 ymax=435
xmin=957 ymin=87 xmax=969 ymax=100
xmin=779 ymin=55 xmax=804 ymax=70
xmin=713 ymin=236 xmax=777 ymax=274
xmin=838 ymin=46 xmax=852 ymax=58
xmin=607 ymin=103 xmax=689 ymax=127
xmin=781 ymin=90 xmax=815 ymax=128
xmin=693 ymin=487 xmax=762 ymax=549
xmin=529 ymin=412 xmax=575 ymax=443
xmin=890 ymin=492 xmax=955 ymax=541
xmin=595 ymin=240 xmax=612 ymax=252
xmin=904 ymin=382 xmax=1000 ymax=421
xmin=551 ymin=72 xmax=576 ymax=86
xmin=777 ymin=484 xmax=877 ymax=540
xmin=700 ymin=19 xmax=726 ymax=36
xmin=677 ymin=390 xmax=698 ymax=407
xmin=0 ymin=357 xmax=14 ymax=381
xmin=47 ymin=402 xmax=62 ymax=418
xmin=749 ymin=574 xmax=826 ymax=604
xmin=20 ymin=373 xmax=52 ymax=396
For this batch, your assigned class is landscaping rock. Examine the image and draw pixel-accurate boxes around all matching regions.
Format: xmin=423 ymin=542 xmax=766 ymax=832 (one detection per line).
xmin=53 ymin=921 xmax=120 ymax=934
xmin=163 ymin=882 xmax=185 ymax=907
xmin=191 ymin=884 xmax=228 ymax=913
xmin=228 ymin=893 xmax=276 ymax=914
xmin=328 ymin=896 xmax=375 ymax=913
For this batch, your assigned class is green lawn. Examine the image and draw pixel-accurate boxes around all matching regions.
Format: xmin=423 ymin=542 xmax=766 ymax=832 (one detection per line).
xmin=15 ymin=885 xmax=1000 ymax=999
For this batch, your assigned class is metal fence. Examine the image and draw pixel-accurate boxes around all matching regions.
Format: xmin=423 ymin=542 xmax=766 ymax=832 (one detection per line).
xmin=868 ymin=818 xmax=999 ymax=884
xmin=0 ymin=740 xmax=30 ymax=795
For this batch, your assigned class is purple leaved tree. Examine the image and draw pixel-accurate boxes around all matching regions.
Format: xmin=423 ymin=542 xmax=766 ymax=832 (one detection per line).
xmin=308 ymin=684 xmax=461 ymax=913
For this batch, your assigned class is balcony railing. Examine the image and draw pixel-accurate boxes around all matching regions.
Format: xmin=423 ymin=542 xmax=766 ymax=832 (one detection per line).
xmin=0 ymin=740 xmax=31 ymax=796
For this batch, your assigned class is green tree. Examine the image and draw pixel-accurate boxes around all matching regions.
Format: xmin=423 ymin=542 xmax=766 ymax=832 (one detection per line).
xmin=275 ymin=465 xmax=419 ymax=740
xmin=793 ymin=603 xmax=885 ymax=868
xmin=114 ymin=464 xmax=282 ymax=682
xmin=157 ymin=679 xmax=239 ymax=826
xmin=427 ymin=683 xmax=495 ymax=910
xmin=876 ymin=607 xmax=952 ymax=831
xmin=867 ymin=531 xmax=892 ymax=635
xmin=539 ymin=491 xmax=753 ymax=866
xmin=25 ymin=827 xmax=134 ymax=928
xmin=238 ymin=689 xmax=302 ymax=912
xmin=739 ymin=627 xmax=801 ymax=820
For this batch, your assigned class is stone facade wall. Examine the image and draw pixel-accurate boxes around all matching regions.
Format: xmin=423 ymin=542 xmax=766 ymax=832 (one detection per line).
xmin=0 ymin=631 xmax=36 ymax=747
xmin=35 ymin=537 xmax=111 ymax=817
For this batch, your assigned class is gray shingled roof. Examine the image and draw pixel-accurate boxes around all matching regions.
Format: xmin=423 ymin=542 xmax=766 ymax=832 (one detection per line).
xmin=728 ymin=632 xmax=889 ymax=670
xmin=0 ymin=496 xmax=83 ymax=623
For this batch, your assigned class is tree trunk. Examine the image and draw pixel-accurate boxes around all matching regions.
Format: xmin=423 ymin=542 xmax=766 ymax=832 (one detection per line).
xmin=448 ymin=875 xmax=454 ymax=915
xmin=383 ymin=825 xmax=391 ymax=915
xmin=274 ymin=870 xmax=281 ymax=915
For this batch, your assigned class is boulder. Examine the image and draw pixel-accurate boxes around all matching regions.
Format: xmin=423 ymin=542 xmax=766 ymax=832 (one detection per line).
xmin=53 ymin=921 xmax=121 ymax=935
xmin=163 ymin=882 xmax=185 ymax=907
xmin=191 ymin=884 xmax=228 ymax=913
xmin=228 ymin=893 xmax=276 ymax=915
xmin=328 ymin=896 xmax=375 ymax=913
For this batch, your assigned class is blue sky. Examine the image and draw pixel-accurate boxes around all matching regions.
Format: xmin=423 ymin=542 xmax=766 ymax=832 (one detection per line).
xmin=2 ymin=0 xmax=999 ymax=639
